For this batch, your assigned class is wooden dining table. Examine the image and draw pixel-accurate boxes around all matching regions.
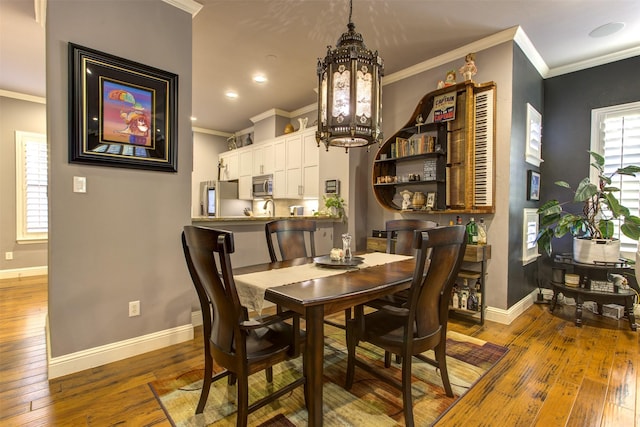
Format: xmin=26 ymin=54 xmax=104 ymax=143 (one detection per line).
xmin=234 ymin=254 xmax=416 ymax=427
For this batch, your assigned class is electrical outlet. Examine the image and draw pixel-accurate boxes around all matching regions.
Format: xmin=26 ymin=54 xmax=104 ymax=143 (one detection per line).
xmin=129 ymin=300 xmax=140 ymax=317
xmin=5 ymin=252 xmax=13 ymax=260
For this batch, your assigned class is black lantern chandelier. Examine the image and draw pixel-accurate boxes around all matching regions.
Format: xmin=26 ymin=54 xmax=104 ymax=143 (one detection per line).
xmin=316 ymin=0 xmax=384 ymax=152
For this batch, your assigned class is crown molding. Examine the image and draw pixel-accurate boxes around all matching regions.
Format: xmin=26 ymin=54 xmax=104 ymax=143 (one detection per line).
xmin=191 ymin=127 xmax=232 ymax=137
xmin=0 ymin=89 xmax=46 ymax=104
xmin=546 ymin=45 xmax=640 ymax=78
xmin=162 ymin=0 xmax=202 ymax=17
xmin=513 ymin=27 xmax=549 ymax=77
xmin=250 ymin=108 xmax=291 ymax=124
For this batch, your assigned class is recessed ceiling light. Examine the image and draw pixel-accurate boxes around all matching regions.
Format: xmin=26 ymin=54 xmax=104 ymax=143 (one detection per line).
xmin=253 ymin=74 xmax=268 ymax=84
xmin=589 ymin=22 xmax=625 ymax=38
xmin=225 ymin=91 xmax=238 ymax=99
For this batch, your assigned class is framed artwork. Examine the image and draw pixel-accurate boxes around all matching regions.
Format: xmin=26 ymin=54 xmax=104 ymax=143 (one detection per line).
xmin=426 ymin=192 xmax=436 ymax=209
xmin=527 ymin=170 xmax=540 ymax=201
xmin=525 ymin=103 xmax=543 ymax=167
xmin=522 ymin=208 xmax=540 ymax=265
xmin=69 ymin=43 xmax=178 ymax=172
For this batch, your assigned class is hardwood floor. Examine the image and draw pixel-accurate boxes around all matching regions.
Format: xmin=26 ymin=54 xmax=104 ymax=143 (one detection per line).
xmin=1 ymin=275 xmax=638 ymax=426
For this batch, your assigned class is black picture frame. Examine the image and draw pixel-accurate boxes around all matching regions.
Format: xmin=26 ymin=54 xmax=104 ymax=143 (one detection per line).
xmin=527 ymin=170 xmax=540 ymax=201
xmin=69 ymin=43 xmax=178 ymax=172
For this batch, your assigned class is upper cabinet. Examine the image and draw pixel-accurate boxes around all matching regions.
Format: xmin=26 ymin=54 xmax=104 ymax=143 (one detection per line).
xmin=218 ymin=150 xmax=239 ymax=181
xmin=372 ymin=81 xmax=496 ymax=214
xmin=217 ymin=127 xmax=320 ymax=199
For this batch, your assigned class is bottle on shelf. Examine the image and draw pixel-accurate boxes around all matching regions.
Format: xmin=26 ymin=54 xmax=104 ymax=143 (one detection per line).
xmin=452 ymin=291 xmax=459 ymax=309
xmin=466 ymin=217 xmax=478 ymax=244
xmin=477 ymin=217 xmax=487 ymax=245
xmin=475 ymin=278 xmax=482 ymax=311
xmin=456 ymin=216 xmax=462 ymax=225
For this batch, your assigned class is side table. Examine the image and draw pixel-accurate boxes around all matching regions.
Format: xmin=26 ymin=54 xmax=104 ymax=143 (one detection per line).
xmin=549 ymin=281 xmax=636 ymax=331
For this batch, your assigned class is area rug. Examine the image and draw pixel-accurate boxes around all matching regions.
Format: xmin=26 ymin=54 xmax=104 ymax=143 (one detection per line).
xmin=150 ymin=327 xmax=507 ymax=426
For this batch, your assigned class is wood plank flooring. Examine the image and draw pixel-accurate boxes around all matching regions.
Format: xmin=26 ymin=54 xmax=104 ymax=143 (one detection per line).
xmin=1 ymin=275 xmax=638 ymax=426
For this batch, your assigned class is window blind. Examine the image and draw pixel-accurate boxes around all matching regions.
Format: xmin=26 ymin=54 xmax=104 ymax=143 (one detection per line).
xmin=601 ymin=110 xmax=640 ymax=254
xmin=16 ymin=131 xmax=48 ymax=241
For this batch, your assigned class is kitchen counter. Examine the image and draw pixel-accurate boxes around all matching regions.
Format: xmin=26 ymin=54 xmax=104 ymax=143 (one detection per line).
xmin=192 ymin=215 xmax=338 ymax=225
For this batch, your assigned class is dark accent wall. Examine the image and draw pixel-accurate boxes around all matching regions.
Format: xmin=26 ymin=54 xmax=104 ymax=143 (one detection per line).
xmin=541 ymin=56 xmax=640 ymax=256
xmin=507 ymin=44 xmax=545 ymax=306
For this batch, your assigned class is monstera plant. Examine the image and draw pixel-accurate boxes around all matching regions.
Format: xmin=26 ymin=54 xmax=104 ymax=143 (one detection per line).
xmin=536 ymin=151 xmax=640 ymax=259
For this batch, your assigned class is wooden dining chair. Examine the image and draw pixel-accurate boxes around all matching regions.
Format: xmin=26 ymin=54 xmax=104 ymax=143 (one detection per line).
xmin=265 ymin=219 xmax=317 ymax=262
xmin=182 ymin=226 xmax=306 ymax=427
xmin=345 ymin=225 xmax=467 ymax=427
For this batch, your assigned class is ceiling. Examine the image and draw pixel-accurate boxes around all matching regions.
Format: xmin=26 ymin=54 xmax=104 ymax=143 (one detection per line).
xmin=2 ymin=0 xmax=639 ymax=134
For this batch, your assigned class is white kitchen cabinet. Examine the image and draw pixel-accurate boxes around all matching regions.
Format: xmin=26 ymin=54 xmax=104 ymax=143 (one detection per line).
xmin=252 ymin=141 xmax=275 ymax=176
xmin=238 ymin=175 xmax=252 ymax=200
xmin=273 ymin=139 xmax=286 ymax=198
xmin=218 ymin=150 xmax=238 ymax=181
xmin=283 ymin=129 xmax=319 ymax=198
xmin=238 ymin=148 xmax=253 ymax=178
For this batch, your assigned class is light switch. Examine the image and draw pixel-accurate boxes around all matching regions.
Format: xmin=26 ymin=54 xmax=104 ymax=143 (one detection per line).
xmin=73 ymin=176 xmax=86 ymax=193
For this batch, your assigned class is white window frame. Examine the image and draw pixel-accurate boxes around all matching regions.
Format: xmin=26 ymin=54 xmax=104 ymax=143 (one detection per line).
xmin=590 ymin=101 xmax=640 ymax=258
xmin=15 ymin=131 xmax=48 ymax=243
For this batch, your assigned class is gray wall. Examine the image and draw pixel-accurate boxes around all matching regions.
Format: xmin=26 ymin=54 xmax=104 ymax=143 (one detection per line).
xmin=0 ymin=96 xmax=48 ymax=272
xmin=541 ymin=56 xmax=640 ymax=255
xmin=507 ymin=44 xmax=544 ymax=306
xmin=46 ymin=1 xmax=193 ymax=357
xmin=365 ymin=42 xmax=515 ymax=310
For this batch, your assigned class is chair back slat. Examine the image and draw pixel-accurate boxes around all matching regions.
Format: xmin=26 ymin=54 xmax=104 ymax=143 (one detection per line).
xmin=385 ymin=219 xmax=438 ymax=255
xmin=265 ymin=219 xmax=317 ymax=262
xmin=408 ymin=226 xmax=467 ymax=342
xmin=182 ymin=226 xmax=243 ymax=355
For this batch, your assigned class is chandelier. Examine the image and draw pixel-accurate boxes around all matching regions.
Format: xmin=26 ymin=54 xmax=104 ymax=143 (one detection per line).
xmin=316 ymin=0 xmax=384 ymax=152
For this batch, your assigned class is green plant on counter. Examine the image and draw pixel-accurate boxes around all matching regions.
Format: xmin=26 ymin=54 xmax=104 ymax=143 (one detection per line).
xmin=315 ymin=194 xmax=346 ymax=220
xmin=536 ymin=151 xmax=640 ymax=256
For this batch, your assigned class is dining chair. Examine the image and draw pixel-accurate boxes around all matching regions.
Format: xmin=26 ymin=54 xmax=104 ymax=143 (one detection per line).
xmin=345 ymin=225 xmax=467 ymax=427
xmin=182 ymin=226 xmax=306 ymax=427
xmin=265 ymin=219 xmax=317 ymax=262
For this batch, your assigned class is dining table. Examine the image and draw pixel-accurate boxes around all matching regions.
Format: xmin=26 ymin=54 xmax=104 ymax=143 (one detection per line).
xmin=233 ymin=252 xmax=416 ymax=427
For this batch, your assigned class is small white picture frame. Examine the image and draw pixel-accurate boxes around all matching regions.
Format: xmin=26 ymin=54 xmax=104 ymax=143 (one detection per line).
xmin=525 ymin=103 xmax=543 ymax=167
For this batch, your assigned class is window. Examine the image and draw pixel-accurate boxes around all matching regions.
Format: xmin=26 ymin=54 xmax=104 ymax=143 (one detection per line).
xmin=16 ymin=131 xmax=48 ymax=242
xmin=591 ymin=102 xmax=640 ymax=257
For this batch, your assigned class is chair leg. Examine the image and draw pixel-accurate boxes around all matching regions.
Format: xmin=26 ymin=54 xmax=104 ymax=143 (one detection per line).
xmin=384 ymin=351 xmax=391 ymax=368
xmin=236 ymin=373 xmax=249 ymax=427
xmin=401 ymin=354 xmax=415 ymax=427
xmin=196 ymin=353 xmax=213 ymax=414
xmin=266 ymin=366 xmax=273 ymax=383
xmin=435 ymin=343 xmax=453 ymax=397
xmin=228 ymin=373 xmax=237 ymax=386
xmin=345 ymin=319 xmax=357 ymax=389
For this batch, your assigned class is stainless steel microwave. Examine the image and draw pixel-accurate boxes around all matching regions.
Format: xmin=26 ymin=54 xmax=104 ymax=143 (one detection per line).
xmin=252 ymin=174 xmax=273 ymax=198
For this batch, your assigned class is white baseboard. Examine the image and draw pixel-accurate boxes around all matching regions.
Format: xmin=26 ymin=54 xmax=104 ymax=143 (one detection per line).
xmin=192 ymin=310 xmax=203 ymax=326
xmin=483 ymin=290 xmax=538 ymax=325
xmin=0 ymin=266 xmax=47 ymax=280
xmin=47 ymin=323 xmax=194 ymax=379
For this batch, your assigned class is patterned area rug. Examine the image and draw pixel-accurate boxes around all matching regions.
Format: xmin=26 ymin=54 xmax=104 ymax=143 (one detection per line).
xmin=150 ymin=327 xmax=507 ymax=426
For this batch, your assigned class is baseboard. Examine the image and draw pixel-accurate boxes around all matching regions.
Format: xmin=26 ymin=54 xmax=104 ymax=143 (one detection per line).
xmin=0 ymin=266 xmax=47 ymax=280
xmin=47 ymin=323 xmax=194 ymax=379
xmin=192 ymin=310 xmax=203 ymax=326
xmin=484 ymin=290 xmax=538 ymax=325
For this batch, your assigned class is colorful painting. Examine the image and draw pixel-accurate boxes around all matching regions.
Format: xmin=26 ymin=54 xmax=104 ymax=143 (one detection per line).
xmin=69 ymin=43 xmax=177 ymax=172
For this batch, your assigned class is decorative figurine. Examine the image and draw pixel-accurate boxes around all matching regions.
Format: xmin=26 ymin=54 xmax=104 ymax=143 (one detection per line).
xmin=459 ymin=53 xmax=477 ymax=81
xmin=400 ymin=189 xmax=413 ymax=210
xmin=444 ymin=70 xmax=456 ymax=87
xmin=298 ymin=117 xmax=308 ymax=130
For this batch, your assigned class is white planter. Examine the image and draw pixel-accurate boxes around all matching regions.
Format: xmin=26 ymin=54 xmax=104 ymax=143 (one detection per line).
xmin=573 ymin=237 xmax=620 ymax=264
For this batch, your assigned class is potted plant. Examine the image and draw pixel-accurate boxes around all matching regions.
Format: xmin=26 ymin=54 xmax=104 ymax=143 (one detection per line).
xmin=317 ymin=194 xmax=346 ymax=220
xmin=536 ymin=151 xmax=640 ymax=263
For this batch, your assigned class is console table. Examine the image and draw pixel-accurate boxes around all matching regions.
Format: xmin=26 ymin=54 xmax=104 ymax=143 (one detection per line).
xmin=549 ymin=281 xmax=636 ymax=330
xmin=550 ymin=256 xmax=637 ymax=331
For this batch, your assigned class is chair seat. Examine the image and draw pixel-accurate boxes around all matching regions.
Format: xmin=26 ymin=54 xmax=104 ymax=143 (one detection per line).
xmin=360 ymin=309 xmax=441 ymax=352
xmin=245 ymin=323 xmax=306 ymax=361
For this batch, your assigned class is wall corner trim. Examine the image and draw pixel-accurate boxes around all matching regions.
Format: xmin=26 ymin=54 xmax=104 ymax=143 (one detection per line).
xmin=162 ymin=0 xmax=203 ymax=17
xmin=47 ymin=324 xmax=194 ymax=379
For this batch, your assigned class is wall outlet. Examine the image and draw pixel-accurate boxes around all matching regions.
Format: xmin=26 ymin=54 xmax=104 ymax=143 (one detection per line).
xmin=129 ymin=300 xmax=140 ymax=317
xmin=5 ymin=252 xmax=13 ymax=260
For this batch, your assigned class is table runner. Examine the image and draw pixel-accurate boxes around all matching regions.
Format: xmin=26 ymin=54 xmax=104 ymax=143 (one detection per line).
xmin=234 ymin=252 xmax=413 ymax=314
